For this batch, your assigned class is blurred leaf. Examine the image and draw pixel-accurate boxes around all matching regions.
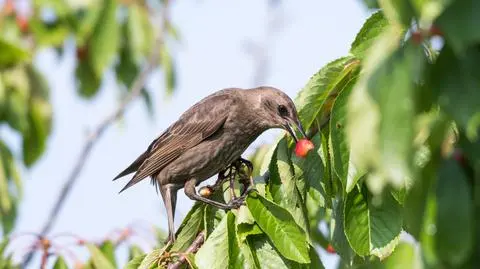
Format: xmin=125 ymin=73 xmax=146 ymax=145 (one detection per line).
xmin=86 ymin=243 xmax=115 ymax=269
xmin=246 ymin=194 xmax=310 ymax=264
xmin=160 ymin=45 xmax=176 ymax=96
xmin=88 ymin=0 xmax=119 ymax=78
xmin=435 ymin=159 xmax=474 ymax=266
xmin=166 ymin=20 xmax=181 ymax=41
xmin=383 ymin=242 xmax=422 ymax=269
xmin=52 ymin=256 xmax=68 ymax=269
xmin=0 ymin=158 xmax=11 ymax=213
xmin=378 ymin=0 xmax=414 ymax=26
xmin=344 ymin=184 xmax=402 ymax=259
xmin=411 ymin=0 xmax=454 ymax=25
xmin=436 ymin=0 xmax=480 ymax=53
xmin=126 ymin=5 xmax=153 ymax=63
xmin=30 ymin=19 xmax=70 ymax=48
xmin=0 ymin=39 xmax=30 ymax=67
xmin=350 ymin=11 xmax=389 ymax=59
xmin=171 ymin=203 xmax=205 ymax=252
xmin=362 ymin=0 xmax=380 ymax=9
xmin=124 ymin=254 xmax=146 ymax=269
xmin=23 ymin=99 xmax=52 ymax=166
xmin=429 ymin=45 xmax=480 ymax=141
xmin=294 ymin=56 xmax=356 ymax=131
xmin=75 ymin=58 xmax=101 ymax=98
xmin=128 ymin=244 xmax=144 ymax=260
xmin=99 ymin=241 xmax=117 ymax=268
xmin=196 ymin=212 xmax=243 ymax=269
xmin=75 ymin=3 xmax=102 ymax=46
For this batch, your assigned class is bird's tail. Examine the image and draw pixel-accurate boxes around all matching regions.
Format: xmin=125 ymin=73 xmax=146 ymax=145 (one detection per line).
xmin=112 ymin=151 xmax=149 ymax=181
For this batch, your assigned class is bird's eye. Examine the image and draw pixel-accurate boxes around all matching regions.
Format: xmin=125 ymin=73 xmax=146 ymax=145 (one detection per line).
xmin=278 ymin=105 xmax=289 ymax=117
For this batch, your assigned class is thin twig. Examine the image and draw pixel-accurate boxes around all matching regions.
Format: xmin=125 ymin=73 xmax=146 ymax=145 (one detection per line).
xmin=22 ymin=5 xmax=170 ymax=266
xmin=168 ymin=231 xmax=205 ymax=269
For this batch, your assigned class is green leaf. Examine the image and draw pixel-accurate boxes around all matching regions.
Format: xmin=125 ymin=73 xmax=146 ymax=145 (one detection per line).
xmin=378 ymin=0 xmax=414 ymax=26
xmin=138 ymin=246 xmax=168 ymax=269
xmin=86 ymin=243 xmax=115 ymax=269
xmin=435 ymin=159 xmax=474 ymax=266
xmin=88 ymin=0 xmax=119 ymax=78
xmin=348 ymin=42 xmax=425 ymax=194
xmin=246 ymin=194 xmax=310 ymax=264
xmin=383 ymin=242 xmax=422 ymax=269
xmin=160 ymin=45 xmax=176 ymax=96
xmin=99 ymin=241 xmax=117 ymax=268
xmin=344 ymin=184 xmax=402 ymax=258
xmin=75 ymin=58 xmax=101 ymax=98
xmin=52 ymin=257 xmax=68 ymax=269
xmin=0 ymin=158 xmax=11 ymax=213
xmin=248 ymin=235 xmax=292 ymax=269
xmin=23 ymin=99 xmax=52 ymax=166
xmin=123 ymin=254 xmax=146 ymax=269
xmin=0 ymin=39 xmax=30 ymax=67
xmin=196 ymin=212 xmax=243 ymax=269
xmin=329 ymin=75 xmax=362 ymax=193
xmin=128 ymin=244 xmax=144 ymax=260
xmin=350 ymin=11 xmax=389 ymax=59
xmin=330 ymin=198 xmax=355 ymax=263
xmin=126 ymin=5 xmax=153 ymax=63
xmin=429 ymin=45 xmax=480 ymax=141
xmin=410 ymin=0 xmax=454 ymax=24
xmin=436 ymin=0 xmax=480 ymax=53
xmin=171 ymin=203 xmax=205 ymax=252
xmin=294 ymin=56 xmax=356 ymax=131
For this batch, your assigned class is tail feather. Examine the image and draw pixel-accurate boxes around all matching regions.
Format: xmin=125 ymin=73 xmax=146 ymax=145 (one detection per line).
xmin=113 ymin=151 xmax=149 ymax=181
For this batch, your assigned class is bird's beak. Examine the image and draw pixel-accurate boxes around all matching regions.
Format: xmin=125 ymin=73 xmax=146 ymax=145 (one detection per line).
xmin=285 ymin=118 xmax=307 ymax=143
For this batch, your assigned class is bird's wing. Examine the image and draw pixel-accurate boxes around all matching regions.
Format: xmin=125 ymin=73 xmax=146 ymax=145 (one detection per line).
xmin=117 ymin=94 xmax=232 ymax=193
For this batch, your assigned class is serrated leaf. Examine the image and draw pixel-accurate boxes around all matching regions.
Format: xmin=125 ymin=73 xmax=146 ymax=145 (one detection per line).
xmin=344 ymin=184 xmax=402 ymax=258
xmin=88 ymin=0 xmax=119 ymax=78
xmin=138 ymin=246 xmax=168 ymax=269
xmin=171 ymin=203 xmax=205 ymax=252
xmin=86 ymin=243 xmax=115 ymax=269
xmin=52 ymin=256 xmax=68 ymax=269
xmin=196 ymin=212 xmax=243 ymax=269
xmin=330 ymin=198 xmax=355 ymax=263
xmin=246 ymin=194 xmax=310 ymax=264
xmin=249 ymin=235 xmax=310 ymax=269
xmin=329 ymin=75 xmax=363 ymax=193
xmin=294 ymin=56 xmax=356 ymax=131
xmin=350 ymin=11 xmax=389 ymax=59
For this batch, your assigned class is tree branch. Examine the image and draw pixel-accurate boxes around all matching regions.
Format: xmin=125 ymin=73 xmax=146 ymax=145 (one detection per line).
xmin=168 ymin=231 xmax=205 ymax=269
xmin=22 ymin=5 xmax=170 ymax=267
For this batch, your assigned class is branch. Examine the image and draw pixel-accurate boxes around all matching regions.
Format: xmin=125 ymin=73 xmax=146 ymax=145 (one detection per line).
xmin=22 ymin=5 xmax=170 ymax=266
xmin=168 ymin=231 xmax=205 ymax=269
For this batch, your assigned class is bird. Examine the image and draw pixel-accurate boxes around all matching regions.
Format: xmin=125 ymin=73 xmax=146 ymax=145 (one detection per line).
xmin=113 ymin=86 xmax=306 ymax=243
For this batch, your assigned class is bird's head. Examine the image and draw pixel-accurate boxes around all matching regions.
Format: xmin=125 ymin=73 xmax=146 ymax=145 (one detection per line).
xmin=248 ymin=86 xmax=307 ymax=142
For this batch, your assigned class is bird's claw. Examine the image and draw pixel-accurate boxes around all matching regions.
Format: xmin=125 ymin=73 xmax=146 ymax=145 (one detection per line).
xmin=227 ymin=197 xmax=246 ymax=209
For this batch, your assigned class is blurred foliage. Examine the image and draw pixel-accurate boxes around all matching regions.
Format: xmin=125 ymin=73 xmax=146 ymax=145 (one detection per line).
xmin=2 ymin=0 xmax=480 ymax=268
xmin=0 ymin=0 xmax=178 ymax=237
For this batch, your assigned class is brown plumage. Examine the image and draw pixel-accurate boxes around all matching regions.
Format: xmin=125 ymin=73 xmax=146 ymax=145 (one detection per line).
xmin=113 ymin=86 xmax=306 ymax=243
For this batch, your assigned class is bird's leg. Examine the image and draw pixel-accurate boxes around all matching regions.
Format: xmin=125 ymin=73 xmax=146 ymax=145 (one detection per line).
xmin=184 ymin=179 xmax=244 ymax=210
xmin=228 ymin=165 xmax=237 ymax=200
xmin=159 ymin=183 xmax=178 ymax=245
xmin=235 ymin=158 xmax=255 ymax=195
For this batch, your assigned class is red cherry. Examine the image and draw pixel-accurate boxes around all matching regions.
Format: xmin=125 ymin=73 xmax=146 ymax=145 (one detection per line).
xmin=326 ymin=244 xmax=336 ymax=254
xmin=411 ymin=31 xmax=423 ymax=45
xmin=16 ymin=15 xmax=29 ymax=33
xmin=429 ymin=25 xmax=443 ymax=37
xmin=294 ymin=139 xmax=314 ymax=158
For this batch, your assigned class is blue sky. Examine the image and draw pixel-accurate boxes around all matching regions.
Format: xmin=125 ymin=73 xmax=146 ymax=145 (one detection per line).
xmin=6 ymin=1 xmax=369 ymax=267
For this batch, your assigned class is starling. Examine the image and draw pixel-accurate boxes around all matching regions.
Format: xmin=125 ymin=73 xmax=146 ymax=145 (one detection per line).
xmin=113 ymin=86 xmax=306 ymax=243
